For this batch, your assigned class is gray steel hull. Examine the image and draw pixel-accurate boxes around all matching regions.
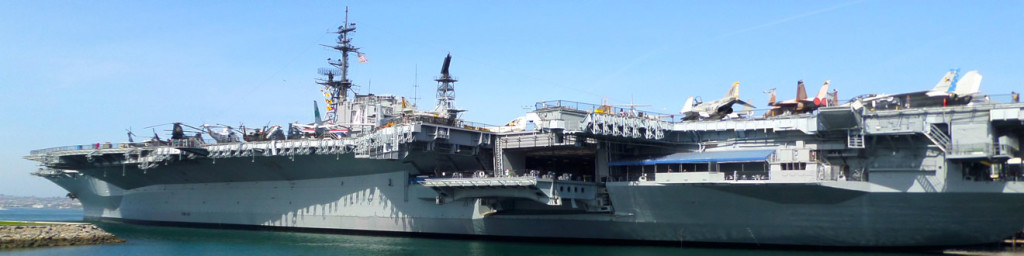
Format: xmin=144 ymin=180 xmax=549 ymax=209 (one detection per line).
xmin=605 ymin=182 xmax=1024 ymax=247
xmin=44 ymin=172 xmax=1024 ymax=248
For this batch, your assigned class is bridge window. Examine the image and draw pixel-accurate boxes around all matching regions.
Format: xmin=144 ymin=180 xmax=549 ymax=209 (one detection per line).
xmin=781 ymin=163 xmax=806 ymax=171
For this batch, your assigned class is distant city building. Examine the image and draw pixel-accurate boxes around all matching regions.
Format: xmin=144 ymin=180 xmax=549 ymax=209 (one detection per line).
xmin=0 ymin=194 xmax=83 ymax=209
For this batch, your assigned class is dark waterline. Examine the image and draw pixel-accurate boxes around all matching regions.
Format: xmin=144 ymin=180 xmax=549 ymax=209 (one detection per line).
xmin=0 ymin=208 xmax=949 ymax=256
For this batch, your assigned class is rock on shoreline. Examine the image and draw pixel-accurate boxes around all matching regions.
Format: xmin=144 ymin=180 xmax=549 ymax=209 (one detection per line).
xmin=0 ymin=223 xmax=124 ymax=250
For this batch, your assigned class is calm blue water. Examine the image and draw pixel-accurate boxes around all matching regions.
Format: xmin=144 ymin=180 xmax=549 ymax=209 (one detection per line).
xmin=0 ymin=208 xmax=83 ymax=222
xmin=0 ymin=208 xmax=946 ymax=256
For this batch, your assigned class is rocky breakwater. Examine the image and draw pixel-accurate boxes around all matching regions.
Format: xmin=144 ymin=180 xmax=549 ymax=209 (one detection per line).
xmin=1 ymin=223 xmax=124 ymax=249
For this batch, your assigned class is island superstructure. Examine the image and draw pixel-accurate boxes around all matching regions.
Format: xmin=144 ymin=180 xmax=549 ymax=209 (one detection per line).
xmin=24 ymin=11 xmax=1024 ymax=248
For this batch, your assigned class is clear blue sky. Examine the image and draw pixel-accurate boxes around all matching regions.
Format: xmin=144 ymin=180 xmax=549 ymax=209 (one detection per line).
xmin=1 ymin=1 xmax=1022 ymax=196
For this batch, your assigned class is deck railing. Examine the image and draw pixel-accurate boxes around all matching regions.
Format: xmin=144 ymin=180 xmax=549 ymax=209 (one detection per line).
xmin=535 ymin=100 xmax=675 ymax=122
xmin=29 ymin=142 xmax=138 ymax=155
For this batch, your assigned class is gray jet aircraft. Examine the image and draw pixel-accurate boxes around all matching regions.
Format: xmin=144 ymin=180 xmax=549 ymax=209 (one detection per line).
xmin=680 ymin=81 xmax=755 ymax=121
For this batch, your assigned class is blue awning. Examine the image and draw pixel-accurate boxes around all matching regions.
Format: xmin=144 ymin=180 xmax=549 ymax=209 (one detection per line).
xmin=607 ymin=149 xmax=775 ymax=166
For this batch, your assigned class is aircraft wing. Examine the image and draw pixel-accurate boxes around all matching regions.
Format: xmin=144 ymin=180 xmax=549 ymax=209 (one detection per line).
xmin=858 ymin=94 xmax=894 ymax=102
xmin=291 ymin=123 xmax=315 ymax=129
xmin=925 ymin=90 xmax=950 ymax=97
xmin=734 ymin=99 xmax=755 ymax=108
xmin=772 ymin=99 xmax=802 ymax=106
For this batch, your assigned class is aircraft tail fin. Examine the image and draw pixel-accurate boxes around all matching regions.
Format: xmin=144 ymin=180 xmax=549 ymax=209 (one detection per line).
xmin=928 ymin=70 xmax=958 ymax=96
xmin=724 ymin=81 xmax=740 ymax=99
xmin=796 ymin=80 xmax=808 ymax=100
xmin=680 ymin=96 xmax=695 ymax=114
xmin=814 ymin=80 xmax=830 ymax=106
xmin=766 ymin=88 xmax=777 ymax=106
xmin=953 ymin=71 xmax=982 ymax=96
xmin=314 ymin=101 xmax=323 ymax=126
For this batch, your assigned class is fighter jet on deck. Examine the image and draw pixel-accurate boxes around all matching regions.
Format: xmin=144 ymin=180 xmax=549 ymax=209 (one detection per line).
xmin=850 ymin=69 xmax=982 ymax=110
xmin=289 ymin=101 xmax=349 ymax=139
xmin=680 ymin=81 xmax=755 ymax=121
xmin=764 ymin=80 xmax=832 ymax=117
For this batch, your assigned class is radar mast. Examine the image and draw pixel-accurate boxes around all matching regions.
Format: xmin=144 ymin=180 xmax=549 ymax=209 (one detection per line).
xmin=434 ymin=53 xmax=463 ymax=120
xmin=317 ymin=7 xmax=362 ymax=124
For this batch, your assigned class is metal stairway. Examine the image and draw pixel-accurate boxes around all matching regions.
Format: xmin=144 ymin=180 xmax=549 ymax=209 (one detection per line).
xmin=493 ymin=137 xmax=504 ymax=176
xmin=922 ymin=123 xmax=951 ymax=153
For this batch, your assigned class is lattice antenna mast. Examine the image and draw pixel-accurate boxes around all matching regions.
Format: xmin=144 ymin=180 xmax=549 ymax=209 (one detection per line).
xmin=434 ymin=53 xmax=461 ymax=120
xmin=413 ymin=65 xmax=419 ymax=107
xmin=317 ymin=7 xmax=361 ymax=123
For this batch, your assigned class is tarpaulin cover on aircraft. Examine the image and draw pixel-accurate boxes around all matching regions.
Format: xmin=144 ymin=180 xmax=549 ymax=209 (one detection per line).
xmin=607 ymin=149 xmax=775 ymax=166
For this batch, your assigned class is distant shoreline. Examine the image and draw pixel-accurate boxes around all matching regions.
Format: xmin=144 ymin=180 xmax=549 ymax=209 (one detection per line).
xmin=0 ymin=207 xmax=83 ymax=210
xmin=0 ymin=194 xmax=83 ymax=209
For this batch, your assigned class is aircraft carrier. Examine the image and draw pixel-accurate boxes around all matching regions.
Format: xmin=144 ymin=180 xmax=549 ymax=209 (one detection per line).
xmin=24 ymin=11 xmax=1024 ymax=248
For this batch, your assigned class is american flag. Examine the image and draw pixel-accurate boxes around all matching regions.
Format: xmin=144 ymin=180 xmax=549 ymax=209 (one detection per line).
xmin=358 ymin=53 xmax=368 ymax=63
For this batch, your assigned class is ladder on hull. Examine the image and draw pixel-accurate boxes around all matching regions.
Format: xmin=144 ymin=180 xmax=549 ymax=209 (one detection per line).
xmin=847 ymin=130 xmax=865 ymax=149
